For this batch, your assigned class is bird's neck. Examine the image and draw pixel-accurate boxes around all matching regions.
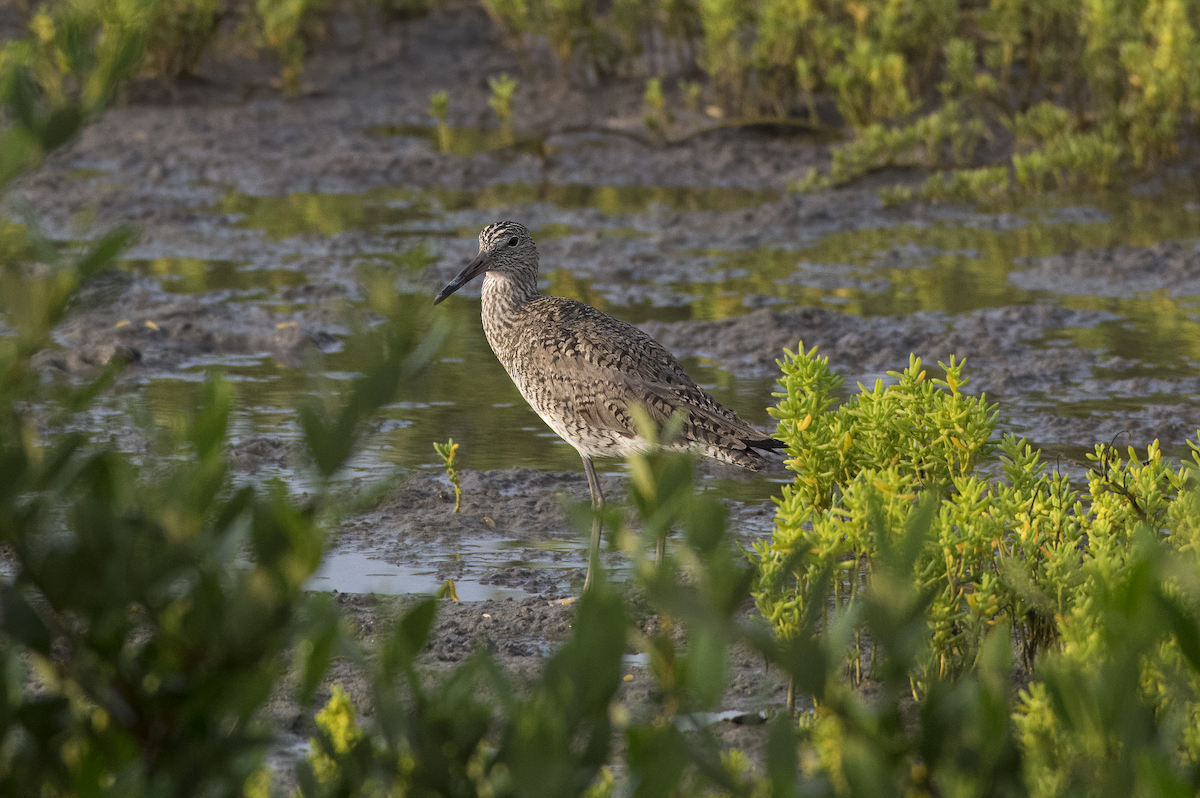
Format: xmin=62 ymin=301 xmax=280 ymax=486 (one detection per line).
xmin=481 ymin=271 xmax=539 ymax=332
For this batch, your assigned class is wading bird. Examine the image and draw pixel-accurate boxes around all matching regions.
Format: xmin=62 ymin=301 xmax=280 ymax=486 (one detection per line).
xmin=435 ymin=221 xmax=783 ymax=589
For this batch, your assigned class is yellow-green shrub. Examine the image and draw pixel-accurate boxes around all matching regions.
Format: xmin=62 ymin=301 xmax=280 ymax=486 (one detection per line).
xmin=753 ymin=344 xmax=1200 ymax=703
xmin=144 ymin=0 xmax=222 ymax=78
xmin=255 ymin=0 xmax=327 ymax=95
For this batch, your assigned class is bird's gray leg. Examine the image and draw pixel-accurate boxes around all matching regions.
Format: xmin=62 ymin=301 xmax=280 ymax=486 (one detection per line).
xmin=582 ymin=455 xmax=605 ymax=591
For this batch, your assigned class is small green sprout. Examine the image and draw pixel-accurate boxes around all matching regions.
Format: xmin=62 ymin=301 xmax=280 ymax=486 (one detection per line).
xmin=679 ymin=79 xmax=702 ymax=112
xmin=428 ymin=90 xmax=451 ymax=152
xmin=487 ymin=72 xmax=519 ymax=124
xmin=308 ymin=685 xmax=364 ymax=784
xmin=642 ymin=78 xmax=667 ymax=137
xmin=434 ymin=437 xmax=462 ymax=512
xmin=435 ymin=578 xmax=460 ymax=601
xmin=795 ymin=57 xmax=818 ymax=124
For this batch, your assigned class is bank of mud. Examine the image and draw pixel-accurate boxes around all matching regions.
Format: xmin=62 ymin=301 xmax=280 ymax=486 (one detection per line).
xmin=7 ymin=0 xmax=1200 ymax=784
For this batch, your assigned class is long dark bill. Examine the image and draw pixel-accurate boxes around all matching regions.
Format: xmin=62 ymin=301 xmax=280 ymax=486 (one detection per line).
xmin=433 ymin=250 xmax=493 ymax=305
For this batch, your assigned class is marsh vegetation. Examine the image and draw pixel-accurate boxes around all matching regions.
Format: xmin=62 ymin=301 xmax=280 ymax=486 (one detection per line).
xmin=4 ymin=1 xmax=1200 ymax=796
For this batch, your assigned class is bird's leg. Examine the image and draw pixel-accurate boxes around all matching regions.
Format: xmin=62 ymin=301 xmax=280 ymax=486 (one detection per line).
xmin=582 ymin=455 xmax=605 ymax=591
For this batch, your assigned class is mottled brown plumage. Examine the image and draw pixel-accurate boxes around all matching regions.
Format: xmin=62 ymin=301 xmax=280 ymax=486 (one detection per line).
xmin=435 ymin=221 xmax=783 ymax=588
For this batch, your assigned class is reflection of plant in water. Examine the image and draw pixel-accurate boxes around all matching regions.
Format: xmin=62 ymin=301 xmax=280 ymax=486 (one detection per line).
xmin=434 ymin=437 xmax=462 ymax=513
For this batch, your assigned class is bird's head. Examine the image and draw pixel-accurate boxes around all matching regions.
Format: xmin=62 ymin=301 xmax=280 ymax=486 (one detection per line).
xmin=434 ymin=221 xmax=537 ymax=304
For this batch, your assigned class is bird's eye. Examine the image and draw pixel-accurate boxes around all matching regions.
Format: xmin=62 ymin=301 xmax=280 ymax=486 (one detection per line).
xmin=508 ymin=236 xmax=519 ymax=247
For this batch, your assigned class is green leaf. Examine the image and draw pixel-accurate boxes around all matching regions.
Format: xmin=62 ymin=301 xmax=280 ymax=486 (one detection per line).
xmin=1157 ymin=591 xmax=1200 ymax=674
xmin=687 ymin=629 xmax=726 ymax=709
xmin=627 ymin=723 xmax=688 ymax=798
xmin=0 ymin=586 xmax=51 ymax=655
xmin=189 ymin=375 xmax=232 ymax=461
xmin=766 ymin=712 xmax=798 ymax=798
xmin=7 ymin=68 xmax=37 ymax=135
xmin=74 ymin=225 xmax=136 ymax=280
xmin=299 ymin=404 xmax=355 ymax=478
xmin=38 ymin=103 xmax=83 ymax=152
xmin=386 ymin=598 xmax=437 ymax=674
xmin=777 ymin=633 xmax=828 ymax=702
xmin=295 ymin=595 xmax=342 ymax=704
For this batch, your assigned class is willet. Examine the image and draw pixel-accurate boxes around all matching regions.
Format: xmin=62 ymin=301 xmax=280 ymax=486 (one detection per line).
xmin=435 ymin=221 xmax=783 ymax=588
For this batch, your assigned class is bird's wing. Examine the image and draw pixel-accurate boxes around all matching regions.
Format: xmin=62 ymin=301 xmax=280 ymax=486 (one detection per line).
xmin=515 ymin=298 xmax=774 ymax=453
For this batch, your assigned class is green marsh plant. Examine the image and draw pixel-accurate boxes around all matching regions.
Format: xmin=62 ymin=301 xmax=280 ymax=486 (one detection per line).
xmin=428 ymin=89 xmax=451 ymax=152
xmin=144 ymin=0 xmax=223 ymax=78
xmin=255 ymin=0 xmax=328 ymax=95
xmin=488 ymin=72 xmax=518 ymax=147
xmin=3 ymin=0 xmax=151 ymax=184
xmin=642 ymin=76 xmax=667 ymax=137
xmin=680 ymin=78 xmax=702 ymax=111
xmin=433 ymin=437 xmax=462 ymax=513
xmin=487 ymin=71 xmax=518 ymax=126
xmin=753 ymin=341 xmax=1200 ymax=766
xmin=794 ymin=56 xmax=819 ymax=124
xmin=0 ymin=229 xmax=441 ymax=796
xmin=302 ymin=426 xmax=1200 ymax=797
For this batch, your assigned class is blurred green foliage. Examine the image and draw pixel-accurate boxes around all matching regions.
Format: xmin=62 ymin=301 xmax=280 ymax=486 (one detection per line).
xmin=0 ymin=55 xmax=442 ymax=784
xmin=0 ymin=0 xmax=152 ymax=184
xmin=0 ymin=176 xmax=440 ymax=798
xmin=0 ymin=15 xmax=446 ymax=791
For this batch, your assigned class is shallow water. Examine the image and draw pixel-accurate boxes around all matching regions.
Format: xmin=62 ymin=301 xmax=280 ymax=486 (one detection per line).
xmin=309 ymin=550 xmax=531 ymax=601
xmin=54 ymin=171 xmax=1200 ymax=596
xmin=209 ymin=182 xmax=781 ymax=241
xmin=119 ymin=257 xmax=308 ymax=296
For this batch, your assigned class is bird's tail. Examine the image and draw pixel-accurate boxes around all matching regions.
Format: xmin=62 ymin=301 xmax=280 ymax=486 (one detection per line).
xmin=745 ymin=436 xmax=787 ymax=452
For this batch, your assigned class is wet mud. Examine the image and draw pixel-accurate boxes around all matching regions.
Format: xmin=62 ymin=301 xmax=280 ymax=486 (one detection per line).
xmin=1011 ymin=239 xmax=1200 ymax=297
xmin=7 ymin=0 xmax=1200 ymax=782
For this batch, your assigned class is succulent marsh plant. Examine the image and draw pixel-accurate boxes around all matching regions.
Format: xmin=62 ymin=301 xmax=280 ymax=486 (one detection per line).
xmin=427 ymin=89 xmax=452 ymax=152
xmin=433 ymin=437 xmax=462 ymax=512
xmin=487 ymin=71 xmax=519 ymax=125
